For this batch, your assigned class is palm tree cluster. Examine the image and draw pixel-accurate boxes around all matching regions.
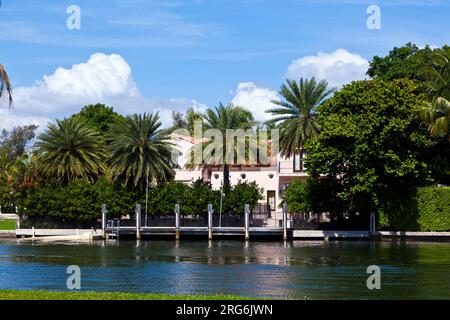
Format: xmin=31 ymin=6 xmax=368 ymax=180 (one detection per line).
xmin=35 ymin=113 xmax=176 ymax=191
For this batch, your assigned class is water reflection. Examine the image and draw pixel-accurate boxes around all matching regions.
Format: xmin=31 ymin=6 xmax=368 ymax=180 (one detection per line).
xmin=0 ymin=239 xmax=449 ymax=299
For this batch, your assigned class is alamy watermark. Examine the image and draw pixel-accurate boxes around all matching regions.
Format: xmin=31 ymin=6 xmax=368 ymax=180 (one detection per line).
xmin=172 ymin=120 xmax=279 ymax=167
xmin=66 ymin=5 xmax=81 ymax=30
xmin=366 ymin=265 xmax=381 ymax=290
xmin=367 ymin=5 xmax=381 ymax=30
xmin=66 ymin=265 xmax=81 ymax=290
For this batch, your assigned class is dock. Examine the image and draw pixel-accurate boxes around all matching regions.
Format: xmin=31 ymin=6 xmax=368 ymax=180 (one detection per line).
xmin=293 ymin=230 xmax=370 ymax=240
xmin=105 ymin=226 xmax=290 ymax=239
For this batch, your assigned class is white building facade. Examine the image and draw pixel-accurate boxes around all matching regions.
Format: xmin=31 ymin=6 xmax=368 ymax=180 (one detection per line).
xmin=172 ymin=133 xmax=308 ymax=220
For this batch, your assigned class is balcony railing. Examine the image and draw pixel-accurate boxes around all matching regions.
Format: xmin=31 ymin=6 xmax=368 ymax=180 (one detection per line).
xmin=278 ymin=160 xmax=307 ymax=174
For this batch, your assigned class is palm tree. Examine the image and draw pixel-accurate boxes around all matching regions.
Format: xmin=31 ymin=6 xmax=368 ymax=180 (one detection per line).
xmin=35 ymin=117 xmax=105 ymax=184
xmin=266 ymin=78 xmax=335 ymax=157
xmin=189 ymin=103 xmax=255 ymax=193
xmin=420 ymin=53 xmax=450 ymax=138
xmin=108 ymin=113 xmax=175 ymax=191
xmin=0 ymin=63 xmax=13 ymax=107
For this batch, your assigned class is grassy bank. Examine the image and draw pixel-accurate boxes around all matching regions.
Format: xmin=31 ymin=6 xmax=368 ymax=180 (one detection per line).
xmin=0 ymin=290 xmax=251 ymax=300
xmin=0 ymin=220 xmax=15 ymax=230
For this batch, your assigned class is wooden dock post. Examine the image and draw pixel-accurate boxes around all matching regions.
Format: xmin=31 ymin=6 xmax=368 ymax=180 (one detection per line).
xmin=136 ymin=204 xmax=142 ymax=240
xmin=283 ymin=202 xmax=288 ymax=241
xmin=175 ymin=204 xmax=180 ymax=240
xmin=244 ymin=204 xmax=250 ymax=241
xmin=101 ymin=204 xmax=107 ymax=239
xmin=208 ymin=204 xmax=213 ymax=240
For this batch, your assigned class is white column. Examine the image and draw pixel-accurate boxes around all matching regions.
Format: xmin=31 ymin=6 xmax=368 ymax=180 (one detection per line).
xmin=283 ymin=202 xmax=288 ymax=241
xmin=208 ymin=204 xmax=213 ymax=240
xmin=244 ymin=204 xmax=250 ymax=241
xmin=136 ymin=204 xmax=141 ymax=240
xmin=101 ymin=204 xmax=107 ymax=239
xmin=175 ymin=204 xmax=180 ymax=240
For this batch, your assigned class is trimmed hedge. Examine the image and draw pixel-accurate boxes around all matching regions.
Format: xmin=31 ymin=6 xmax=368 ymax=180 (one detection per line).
xmin=19 ymin=177 xmax=138 ymax=226
xmin=379 ymin=187 xmax=450 ymax=231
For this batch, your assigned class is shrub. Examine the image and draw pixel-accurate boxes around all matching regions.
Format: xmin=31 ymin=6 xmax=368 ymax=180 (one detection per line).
xmin=19 ymin=177 xmax=137 ymax=225
xmin=379 ymin=187 xmax=450 ymax=231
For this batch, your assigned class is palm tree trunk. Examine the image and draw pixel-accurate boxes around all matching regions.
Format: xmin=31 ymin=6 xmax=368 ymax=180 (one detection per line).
xmin=223 ymin=164 xmax=230 ymax=194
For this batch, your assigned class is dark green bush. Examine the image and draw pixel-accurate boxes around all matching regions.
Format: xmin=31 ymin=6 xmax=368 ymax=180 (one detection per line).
xmin=379 ymin=187 xmax=450 ymax=231
xmin=20 ymin=177 xmax=137 ymax=224
xmin=148 ymin=179 xmax=263 ymax=216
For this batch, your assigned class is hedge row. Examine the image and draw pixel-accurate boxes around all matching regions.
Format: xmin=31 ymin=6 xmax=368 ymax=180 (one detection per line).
xmin=379 ymin=187 xmax=450 ymax=231
xmin=18 ymin=178 xmax=263 ymax=225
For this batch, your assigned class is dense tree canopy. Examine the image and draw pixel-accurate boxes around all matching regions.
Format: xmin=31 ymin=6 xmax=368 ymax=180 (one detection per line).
xmin=367 ymin=43 xmax=450 ymax=82
xmin=306 ymin=79 xmax=437 ymax=215
xmin=69 ymin=103 xmax=125 ymax=137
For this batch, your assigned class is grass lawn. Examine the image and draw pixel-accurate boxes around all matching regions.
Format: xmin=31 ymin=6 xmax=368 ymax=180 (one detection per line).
xmin=0 ymin=290 xmax=252 ymax=300
xmin=0 ymin=220 xmax=15 ymax=230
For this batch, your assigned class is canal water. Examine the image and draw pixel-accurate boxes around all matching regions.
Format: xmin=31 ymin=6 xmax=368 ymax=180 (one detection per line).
xmin=0 ymin=240 xmax=449 ymax=299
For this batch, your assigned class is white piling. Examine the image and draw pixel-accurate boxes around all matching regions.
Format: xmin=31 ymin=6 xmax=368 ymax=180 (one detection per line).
xmin=244 ymin=204 xmax=250 ymax=241
xmin=208 ymin=204 xmax=213 ymax=240
xmin=175 ymin=204 xmax=180 ymax=240
xmin=101 ymin=204 xmax=107 ymax=239
xmin=136 ymin=204 xmax=142 ymax=240
xmin=283 ymin=202 xmax=288 ymax=241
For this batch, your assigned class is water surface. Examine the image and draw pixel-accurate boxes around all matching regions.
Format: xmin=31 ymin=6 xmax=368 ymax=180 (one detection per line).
xmin=0 ymin=240 xmax=449 ymax=299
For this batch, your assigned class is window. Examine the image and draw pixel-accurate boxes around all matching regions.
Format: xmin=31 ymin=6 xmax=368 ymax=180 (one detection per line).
xmin=293 ymin=151 xmax=301 ymax=172
xmin=267 ymin=190 xmax=276 ymax=212
xmin=292 ymin=149 xmax=308 ymax=172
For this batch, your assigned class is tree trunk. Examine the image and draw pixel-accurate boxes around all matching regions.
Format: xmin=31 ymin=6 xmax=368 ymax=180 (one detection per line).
xmin=223 ymin=164 xmax=230 ymax=194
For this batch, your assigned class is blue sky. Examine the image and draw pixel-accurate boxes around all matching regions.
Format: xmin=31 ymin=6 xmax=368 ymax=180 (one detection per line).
xmin=0 ymin=0 xmax=449 ymax=129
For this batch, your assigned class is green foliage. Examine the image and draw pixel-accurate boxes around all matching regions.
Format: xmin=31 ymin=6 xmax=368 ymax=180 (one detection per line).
xmin=108 ymin=113 xmax=175 ymax=191
xmin=147 ymin=179 xmax=262 ymax=216
xmin=367 ymin=43 xmax=450 ymax=81
xmin=35 ymin=117 xmax=106 ymax=185
xmin=379 ymin=187 xmax=450 ymax=231
xmin=20 ymin=177 xmax=137 ymax=224
xmin=306 ymin=79 xmax=436 ymax=215
xmin=0 ymin=290 xmax=252 ymax=301
xmin=148 ymin=181 xmax=203 ymax=215
xmin=266 ymin=77 xmax=335 ymax=157
xmin=282 ymin=180 xmax=309 ymax=214
xmin=70 ymin=104 xmax=125 ymax=136
xmin=189 ymin=103 xmax=256 ymax=193
xmin=0 ymin=220 xmax=16 ymax=230
xmin=0 ymin=125 xmax=38 ymax=162
xmin=223 ymin=180 xmax=263 ymax=215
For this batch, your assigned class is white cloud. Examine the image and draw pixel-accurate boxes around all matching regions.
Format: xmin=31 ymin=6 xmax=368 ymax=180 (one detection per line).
xmin=0 ymin=109 xmax=50 ymax=133
xmin=232 ymin=82 xmax=279 ymax=122
xmin=286 ymin=49 xmax=369 ymax=88
xmin=2 ymin=53 xmax=204 ymax=131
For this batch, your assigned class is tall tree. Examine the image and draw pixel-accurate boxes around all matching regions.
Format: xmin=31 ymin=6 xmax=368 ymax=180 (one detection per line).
xmin=70 ymin=103 xmax=125 ymax=136
xmin=0 ymin=125 xmax=38 ymax=161
xmin=367 ymin=43 xmax=450 ymax=82
xmin=306 ymin=79 xmax=436 ymax=217
xmin=266 ymin=78 xmax=335 ymax=157
xmin=170 ymin=107 xmax=204 ymax=133
xmin=35 ymin=117 xmax=105 ymax=185
xmin=108 ymin=113 xmax=175 ymax=191
xmin=191 ymin=103 xmax=255 ymax=193
xmin=420 ymin=52 xmax=450 ymax=138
